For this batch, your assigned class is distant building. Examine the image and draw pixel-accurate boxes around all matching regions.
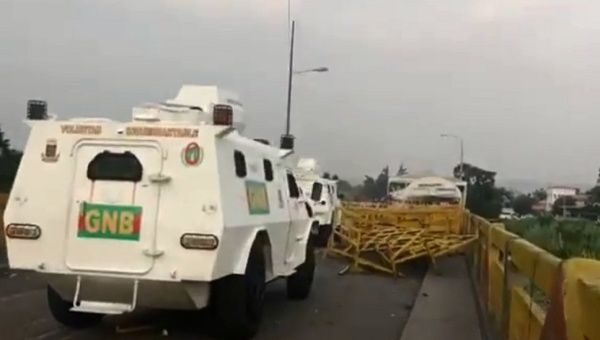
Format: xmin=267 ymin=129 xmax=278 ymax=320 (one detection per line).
xmin=573 ymin=194 xmax=589 ymax=208
xmin=544 ymin=186 xmax=579 ymax=212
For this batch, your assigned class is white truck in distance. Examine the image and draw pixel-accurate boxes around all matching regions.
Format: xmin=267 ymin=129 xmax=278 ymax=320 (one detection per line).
xmin=295 ymin=158 xmax=339 ymax=247
xmin=3 ymin=86 xmax=317 ymax=339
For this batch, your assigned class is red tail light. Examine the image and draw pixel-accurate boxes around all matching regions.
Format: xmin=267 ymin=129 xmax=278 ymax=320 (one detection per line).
xmin=213 ymin=104 xmax=233 ymax=125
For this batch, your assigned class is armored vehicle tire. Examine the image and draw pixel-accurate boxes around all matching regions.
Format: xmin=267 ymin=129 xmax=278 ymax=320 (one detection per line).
xmin=314 ymin=224 xmax=333 ymax=248
xmin=211 ymin=241 xmax=266 ymax=339
xmin=286 ymin=237 xmax=315 ymax=300
xmin=47 ymin=286 xmax=103 ymax=329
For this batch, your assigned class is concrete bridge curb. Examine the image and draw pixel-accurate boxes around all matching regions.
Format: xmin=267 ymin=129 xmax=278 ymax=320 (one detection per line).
xmin=400 ymin=255 xmax=482 ymax=340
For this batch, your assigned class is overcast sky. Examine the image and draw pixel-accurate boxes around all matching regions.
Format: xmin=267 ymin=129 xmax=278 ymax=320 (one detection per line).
xmin=2 ymin=0 xmax=600 ymax=189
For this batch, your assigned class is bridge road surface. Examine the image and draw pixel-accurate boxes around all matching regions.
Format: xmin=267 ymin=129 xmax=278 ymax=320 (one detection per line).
xmin=0 ymin=257 xmax=424 ymax=340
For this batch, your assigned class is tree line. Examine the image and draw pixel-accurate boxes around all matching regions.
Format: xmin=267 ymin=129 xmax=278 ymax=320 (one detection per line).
xmin=334 ymin=164 xmax=408 ymax=202
xmin=0 ymin=127 xmax=22 ymax=193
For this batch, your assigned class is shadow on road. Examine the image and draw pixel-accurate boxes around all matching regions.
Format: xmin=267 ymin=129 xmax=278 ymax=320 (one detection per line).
xmin=1 ymin=257 xmax=426 ymax=340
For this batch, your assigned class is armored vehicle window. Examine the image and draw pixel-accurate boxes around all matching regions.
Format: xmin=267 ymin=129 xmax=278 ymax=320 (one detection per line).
xmin=311 ymin=182 xmax=323 ymax=201
xmin=234 ymin=150 xmax=247 ymax=177
xmin=287 ymin=173 xmax=300 ymax=198
xmin=263 ymin=159 xmax=274 ymax=181
xmin=87 ymin=151 xmax=142 ymax=182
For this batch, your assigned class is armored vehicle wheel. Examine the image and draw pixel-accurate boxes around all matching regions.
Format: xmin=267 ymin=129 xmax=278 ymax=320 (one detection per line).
xmin=286 ymin=237 xmax=315 ymax=300
xmin=47 ymin=286 xmax=103 ymax=328
xmin=211 ymin=241 xmax=266 ymax=339
xmin=314 ymin=224 xmax=333 ymax=248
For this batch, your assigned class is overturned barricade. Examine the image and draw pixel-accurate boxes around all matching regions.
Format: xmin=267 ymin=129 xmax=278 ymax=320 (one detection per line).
xmin=327 ymin=203 xmax=477 ymax=276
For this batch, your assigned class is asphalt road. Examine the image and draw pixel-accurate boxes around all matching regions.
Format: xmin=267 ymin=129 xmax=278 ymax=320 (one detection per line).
xmin=0 ymin=257 xmax=424 ymax=340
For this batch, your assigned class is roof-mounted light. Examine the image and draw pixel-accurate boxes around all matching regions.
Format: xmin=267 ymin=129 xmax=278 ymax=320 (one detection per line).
xmin=27 ymin=100 xmax=48 ymax=120
xmin=280 ymin=134 xmax=295 ymax=150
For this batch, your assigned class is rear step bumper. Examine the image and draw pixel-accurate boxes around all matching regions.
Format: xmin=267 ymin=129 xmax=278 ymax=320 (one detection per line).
xmin=45 ymin=273 xmax=210 ymax=312
xmin=72 ymin=301 xmax=135 ymax=315
xmin=71 ymin=276 xmax=138 ymax=314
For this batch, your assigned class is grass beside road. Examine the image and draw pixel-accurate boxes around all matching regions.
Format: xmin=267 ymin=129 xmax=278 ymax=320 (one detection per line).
xmin=505 ymin=217 xmax=600 ymax=259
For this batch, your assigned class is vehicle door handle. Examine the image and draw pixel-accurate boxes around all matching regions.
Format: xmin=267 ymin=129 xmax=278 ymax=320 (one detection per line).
xmin=143 ymin=249 xmax=164 ymax=258
xmin=149 ymin=174 xmax=171 ymax=184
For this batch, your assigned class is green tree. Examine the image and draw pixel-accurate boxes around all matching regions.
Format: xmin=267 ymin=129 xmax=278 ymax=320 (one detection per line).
xmin=586 ymin=186 xmax=600 ymax=204
xmin=374 ymin=166 xmax=389 ymax=199
xmin=359 ymin=166 xmax=390 ymax=201
xmin=497 ymin=187 xmax=515 ymax=208
xmin=0 ymin=126 xmax=22 ymax=192
xmin=531 ymin=188 xmax=547 ymax=202
xmin=512 ymin=194 xmax=535 ymax=216
xmin=0 ymin=128 xmax=10 ymax=157
xmin=336 ymin=179 xmax=353 ymax=197
xmin=396 ymin=163 xmax=408 ymax=176
xmin=454 ymin=163 xmax=502 ymax=219
xmin=361 ymin=176 xmax=378 ymax=200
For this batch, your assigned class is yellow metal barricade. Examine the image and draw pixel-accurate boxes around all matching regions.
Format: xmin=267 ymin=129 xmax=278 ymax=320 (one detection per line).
xmin=328 ymin=203 xmax=477 ymax=276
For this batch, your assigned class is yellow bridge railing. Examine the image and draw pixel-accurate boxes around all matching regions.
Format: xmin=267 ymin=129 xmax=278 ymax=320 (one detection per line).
xmin=467 ymin=216 xmax=600 ymax=340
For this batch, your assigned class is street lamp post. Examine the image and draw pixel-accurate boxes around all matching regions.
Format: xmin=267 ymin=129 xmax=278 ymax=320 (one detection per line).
xmin=285 ymin=21 xmax=296 ymax=137
xmin=441 ymin=133 xmax=464 ymax=179
xmin=281 ymin=20 xmax=328 ymax=149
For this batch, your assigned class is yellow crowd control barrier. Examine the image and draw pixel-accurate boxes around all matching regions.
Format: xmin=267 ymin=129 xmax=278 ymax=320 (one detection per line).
xmin=327 ymin=203 xmax=477 ymax=276
xmin=468 ymin=217 xmax=600 ymax=340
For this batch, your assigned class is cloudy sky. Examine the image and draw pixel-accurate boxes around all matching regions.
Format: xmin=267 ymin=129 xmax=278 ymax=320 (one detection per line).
xmin=1 ymin=0 xmax=600 ymax=189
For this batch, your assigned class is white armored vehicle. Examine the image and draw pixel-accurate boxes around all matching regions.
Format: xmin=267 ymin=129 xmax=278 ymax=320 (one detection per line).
xmin=388 ymin=174 xmax=467 ymax=206
xmin=294 ymin=158 xmax=339 ymax=247
xmin=3 ymin=86 xmax=317 ymax=339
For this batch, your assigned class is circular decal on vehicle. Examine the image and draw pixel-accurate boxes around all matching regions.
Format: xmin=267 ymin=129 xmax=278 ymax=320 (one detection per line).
xmin=182 ymin=142 xmax=203 ymax=166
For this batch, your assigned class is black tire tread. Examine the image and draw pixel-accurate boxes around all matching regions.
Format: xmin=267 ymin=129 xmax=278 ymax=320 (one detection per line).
xmin=211 ymin=241 xmax=266 ymax=339
xmin=286 ymin=238 xmax=316 ymax=300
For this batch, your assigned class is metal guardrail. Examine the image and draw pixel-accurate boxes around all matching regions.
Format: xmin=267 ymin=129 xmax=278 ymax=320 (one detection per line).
xmin=467 ymin=215 xmax=600 ymax=340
